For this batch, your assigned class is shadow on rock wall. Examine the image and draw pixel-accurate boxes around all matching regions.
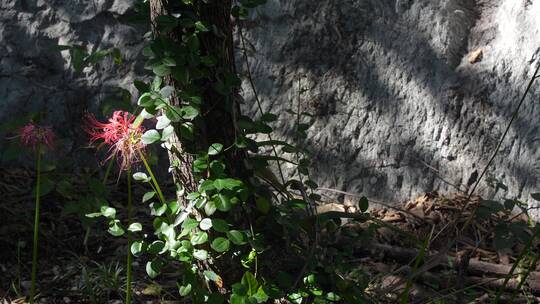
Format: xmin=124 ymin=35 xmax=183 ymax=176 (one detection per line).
xmin=0 ymin=0 xmax=146 ymax=164
xmin=241 ymin=0 xmax=540 ymax=210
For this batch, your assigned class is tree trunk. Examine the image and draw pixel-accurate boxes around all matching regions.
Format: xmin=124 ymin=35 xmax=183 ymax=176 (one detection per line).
xmin=149 ymin=0 xmax=198 ymax=205
xmin=197 ymin=1 xmax=249 ymax=181
xmin=148 ymin=1 xmax=253 ymax=291
xmin=148 ymin=0 xmax=247 ymax=206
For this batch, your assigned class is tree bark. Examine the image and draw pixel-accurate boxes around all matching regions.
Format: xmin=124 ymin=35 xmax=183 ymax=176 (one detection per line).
xmin=149 ymin=0 xmax=198 ymax=205
xmin=147 ymin=1 xmax=253 ymax=290
xmin=148 ymin=0 xmax=247 ymax=206
xmin=197 ymin=1 xmax=250 ymax=181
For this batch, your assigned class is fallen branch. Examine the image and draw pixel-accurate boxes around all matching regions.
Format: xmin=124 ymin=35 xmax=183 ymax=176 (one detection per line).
xmin=353 ymin=242 xmax=540 ymax=294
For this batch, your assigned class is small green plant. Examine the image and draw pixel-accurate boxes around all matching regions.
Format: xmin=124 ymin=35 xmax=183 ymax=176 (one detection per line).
xmin=10 ymin=122 xmax=55 ymax=304
xmin=84 ymin=111 xmax=147 ymax=303
xmin=79 ymin=261 xmax=126 ymax=303
xmin=8 ymin=241 xmax=26 ymax=300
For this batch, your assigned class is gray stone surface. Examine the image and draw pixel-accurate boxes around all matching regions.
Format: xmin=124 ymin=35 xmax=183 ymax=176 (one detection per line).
xmin=1 ymin=0 xmax=539 ymax=215
xmin=0 ymin=0 xmax=145 ymax=152
xmin=240 ymin=0 xmax=540 ymax=215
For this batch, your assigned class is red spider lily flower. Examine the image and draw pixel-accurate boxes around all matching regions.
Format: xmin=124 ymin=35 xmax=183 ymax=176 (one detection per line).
xmin=84 ymin=111 xmax=145 ymax=171
xmin=15 ymin=123 xmax=55 ymax=151
xmin=84 ymin=111 xmax=136 ymax=145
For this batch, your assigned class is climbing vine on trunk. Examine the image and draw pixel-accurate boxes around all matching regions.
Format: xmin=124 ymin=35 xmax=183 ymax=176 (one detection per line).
xmin=87 ymin=0 xmax=370 ymax=303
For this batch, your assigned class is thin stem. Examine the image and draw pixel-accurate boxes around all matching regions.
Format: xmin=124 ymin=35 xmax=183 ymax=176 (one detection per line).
xmin=400 ymin=230 xmax=432 ymax=303
xmin=30 ymin=147 xmax=42 ymax=304
xmin=510 ymin=251 xmax=540 ymax=301
xmin=494 ymin=227 xmax=540 ymax=303
xmin=239 ymin=28 xmax=286 ymax=186
xmin=461 ymin=62 xmax=540 ymax=223
xmin=126 ymin=168 xmax=133 ymax=304
xmin=409 ymin=61 xmax=540 ymax=279
xmin=139 ymin=150 xmax=166 ymax=204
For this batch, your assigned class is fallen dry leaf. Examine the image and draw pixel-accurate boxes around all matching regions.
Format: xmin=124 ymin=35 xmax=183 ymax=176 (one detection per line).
xmin=468 ymin=48 xmax=483 ymax=64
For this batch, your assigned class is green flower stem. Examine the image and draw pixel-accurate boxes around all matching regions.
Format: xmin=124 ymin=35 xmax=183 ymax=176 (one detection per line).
xmin=139 ymin=151 xmax=165 ymax=204
xmin=30 ymin=147 xmax=42 ymax=304
xmin=126 ymin=168 xmax=133 ymax=304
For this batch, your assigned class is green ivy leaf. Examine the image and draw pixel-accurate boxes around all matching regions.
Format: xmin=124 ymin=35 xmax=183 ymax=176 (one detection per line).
xmin=100 ymin=206 xmax=116 ymax=218
xmin=108 ymin=220 xmax=124 ymax=236
xmin=191 ymin=231 xmax=208 ymax=245
xmin=128 ymin=223 xmax=142 ymax=232
xmin=182 ymin=217 xmax=199 ymax=229
xmin=531 ymin=193 xmax=540 ymax=201
xmin=227 ymin=230 xmax=247 ymax=245
xmin=168 ymin=200 xmax=180 ymax=215
xmin=161 ymin=125 xmax=175 ymax=141
xmin=181 ymin=106 xmax=200 ymax=120
xmin=143 ymin=191 xmax=156 ymax=203
xmin=195 ymin=21 xmax=209 ymax=32
xmin=142 ymin=46 xmax=154 ymax=57
xmin=252 ymin=286 xmax=269 ymax=303
xmin=199 ymin=179 xmax=216 ymax=192
xmin=209 ymin=160 xmax=226 ymax=176
xmin=156 ymin=115 xmax=171 ymax=129
xmin=180 ymin=122 xmax=195 ymax=140
xmin=211 ymin=237 xmax=230 ymax=252
xmin=179 ymin=283 xmax=192 ymax=296
xmin=193 ymin=249 xmax=208 ymax=261
xmin=211 ymin=219 xmax=229 ymax=232
xmin=232 ymin=282 xmax=248 ymax=297
xmin=133 ymin=172 xmax=151 ymax=182
xmin=200 ymin=218 xmax=213 ymax=230
xmin=208 ymin=143 xmax=224 ymax=155
xmin=147 ymin=240 xmax=166 ymax=255
xmin=214 ymin=178 xmax=243 ymax=191
xmin=230 ymin=294 xmax=247 ymax=304
xmin=146 ymin=259 xmax=163 ymax=279
xmin=164 ymin=105 xmax=182 ymax=122
xmin=187 ymin=192 xmax=201 ymax=200
xmin=172 ymin=67 xmax=189 ymax=85
xmin=326 ymin=292 xmax=341 ymax=301
xmin=194 ymin=158 xmax=208 ymax=173
xmin=359 ymin=196 xmax=369 ymax=212
xmin=162 ymin=57 xmax=176 ymax=67
xmin=204 ymin=200 xmax=217 ymax=216
xmin=142 ymin=129 xmax=161 ymax=144
xmin=241 ymin=271 xmax=258 ymax=296
xmin=153 ymin=64 xmax=171 ymax=77
xmin=137 ymin=92 xmax=154 ymax=107
xmin=131 ymin=240 xmax=143 ymax=256
xmin=215 ymin=194 xmax=232 ymax=212
xmin=150 ymin=202 xmax=167 ymax=216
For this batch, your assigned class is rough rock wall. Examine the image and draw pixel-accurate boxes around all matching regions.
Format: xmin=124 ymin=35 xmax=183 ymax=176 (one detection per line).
xmin=241 ymin=0 xmax=540 ymax=215
xmin=0 ymin=0 xmax=145 ymax=153
xmin=1 ymin=0 xmax=539 ymax=215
